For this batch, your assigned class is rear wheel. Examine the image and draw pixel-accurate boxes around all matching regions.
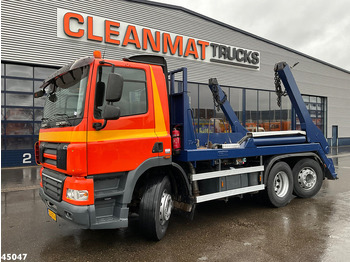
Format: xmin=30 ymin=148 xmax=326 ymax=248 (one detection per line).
xmin=139 ymin=175 xmax=173 ymax=241
xmin=266 ymin=161 xmax=293 ymax=207
xmin=292 ymin=158 xmax=323 ymax=198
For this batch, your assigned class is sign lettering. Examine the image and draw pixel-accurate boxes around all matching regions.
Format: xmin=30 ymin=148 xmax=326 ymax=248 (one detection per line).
xmin=57 ymin=8 xmax=260 ymax=70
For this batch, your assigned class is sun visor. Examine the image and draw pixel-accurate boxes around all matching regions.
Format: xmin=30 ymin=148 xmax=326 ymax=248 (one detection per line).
xmin=37 ymin=56 xmax=94 ymax=90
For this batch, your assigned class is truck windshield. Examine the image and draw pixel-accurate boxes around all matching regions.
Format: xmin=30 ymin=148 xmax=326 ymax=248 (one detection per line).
xmin=42 ymin=66 xmax=89 ymax=127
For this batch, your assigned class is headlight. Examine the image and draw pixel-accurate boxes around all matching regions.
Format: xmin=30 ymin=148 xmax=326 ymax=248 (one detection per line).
xmin=66 ymin=189 xmax=89 ymax=201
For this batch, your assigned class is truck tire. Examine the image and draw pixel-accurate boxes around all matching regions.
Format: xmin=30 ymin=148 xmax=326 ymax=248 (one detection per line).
xmin=292 ymin=158 xmax=323 ymax=198
xmin=139 ymin=175 xmax=173 ymax=241
xmin=266 ymin=161 xmax=293 ymax=208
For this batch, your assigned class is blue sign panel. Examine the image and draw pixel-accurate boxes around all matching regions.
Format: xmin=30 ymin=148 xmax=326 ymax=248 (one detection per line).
xmin=1 ymin=149 xmax=37 ymax=167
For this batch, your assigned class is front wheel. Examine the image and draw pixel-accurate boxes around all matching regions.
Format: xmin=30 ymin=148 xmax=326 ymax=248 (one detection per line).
xmin=292 ymin=158 xmax=323 ymax=198
xmin=139 ymin=175 xmax=173 ymax=241
xmin=266 ymin=161 xmax=293 ymax=208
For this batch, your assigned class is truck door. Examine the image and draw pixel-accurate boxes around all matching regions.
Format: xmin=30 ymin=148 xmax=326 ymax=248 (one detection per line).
xmin=86 ymin=62 xmax=160 ymax=175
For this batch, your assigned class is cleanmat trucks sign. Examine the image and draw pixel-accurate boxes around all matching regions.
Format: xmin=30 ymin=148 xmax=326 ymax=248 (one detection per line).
xmin=57 ymin=8 xmax=260 ymax=70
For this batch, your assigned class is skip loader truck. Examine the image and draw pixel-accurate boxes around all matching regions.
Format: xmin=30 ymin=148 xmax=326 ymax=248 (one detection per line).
xmin=35 ymin=51 xmax=337 ymax=240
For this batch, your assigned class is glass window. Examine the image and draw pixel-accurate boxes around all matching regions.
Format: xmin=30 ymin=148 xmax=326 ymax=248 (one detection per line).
xmin=298 ymin=95 xmax=326 ymax=134
xmin=1 ymin=63 xmax=4 ymax=76
xmin=6 ymin=64 xmax=33 ymax=78
xmin=118 ymin=82 xmax=147 ymax=116
xmin=188 ymin=83 xmax=199 ymax=131
xmin=34 ymin=109 xmax=43 ymax=121
xmin=295 ymin=116 xmax=301 ymax=130
xmin=229 ymin=88 xmax=242 ymax=122
xmin=6 ymin=108 xmax=33 ymax=121
xmin=172 ymin=81 xmax=183 ymax=93
xmin=34 ymin=123 xmax=41 ymax=135
xmin=6 ymin=93 xmax=33 ymax=107
xmin=310 ymin=103 xmax=317 ymax=111
xmin=95 ymin=66 xmax=147 ymax=118
xmin=6 ymin=122 xmax=33 ymax=135
xmin=1 ymin=108 xmax=4 ymax=120
xmin=246 ymin=90 xmax=258 ymax=131
xmin=303 ymin=96 xmax=309 ymax=103
xmin=281 ymin=95 xmax=292 ymax=130
xmin=310 ymin=110 xmax=317 ymax=118
xmin=198 ymin=84 xmax=215 ymax=133
xmin=6 ymin=79 xmax=33 ymax=92
xmin=1 ymin=92 xmax=4 ymax=105
xmin=310 ymin=96 xmax=317 ymax=103
xmin=1 ymin=78 xmax=4 ymax=91
xmin=6 ymin=137 xmax=34 ymax=150
xmin=270 ymin=93 xmax=281 ymax=131
xmin=43 ymin=66 xmax=89 ymax=120
xmin=259 ymin=91 xmax=270 ymax=131
xmin=34 ymin=80 xmax=44 ymax=90
xmin=114 ymin=67 xmax=146 ymax=81
xmin=34 ymin=67 xmax=57 ymax=80
xmin=34 ymin=81 xmax=46 ymax=107
xmin=188 ymin=83 xmax=198 ymax=111
xmin=34 ymin=95 xmax=46 ymax=107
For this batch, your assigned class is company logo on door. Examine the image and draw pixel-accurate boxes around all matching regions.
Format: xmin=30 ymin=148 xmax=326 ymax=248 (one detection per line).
xmin=57 ymin=8 xmax=260 ymax=70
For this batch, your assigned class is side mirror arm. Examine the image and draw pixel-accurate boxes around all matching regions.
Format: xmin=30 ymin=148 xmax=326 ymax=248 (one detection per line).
xmin=93 ymin=104 xmax=121 ymax=131
xmin=93 ymin=120 xmax=107 ymax=131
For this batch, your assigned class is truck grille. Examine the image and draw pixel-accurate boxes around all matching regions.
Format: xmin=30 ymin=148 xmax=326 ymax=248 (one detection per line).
xmin=40 ymin=142 xmax=69 ymax=170
xmin=42 ymin=169 xmax=67 ymax=202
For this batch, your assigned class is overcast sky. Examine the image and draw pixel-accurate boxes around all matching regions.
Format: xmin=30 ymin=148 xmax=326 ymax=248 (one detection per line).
xmin=152 ymin=0 xmax=350 ymax=71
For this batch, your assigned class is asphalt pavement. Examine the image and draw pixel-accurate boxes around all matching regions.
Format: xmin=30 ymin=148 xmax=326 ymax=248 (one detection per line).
xmin=1 ymin=146 xmax=350 ymax=262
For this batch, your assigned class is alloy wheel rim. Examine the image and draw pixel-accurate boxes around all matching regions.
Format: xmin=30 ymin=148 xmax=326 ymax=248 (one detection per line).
xmin=159 ymin=190 xmax=173 ymax=225
xmin=274 ymin=171 xmax=289 ymax=198
xmin=298 ymin=167 xmax=317 ymax=190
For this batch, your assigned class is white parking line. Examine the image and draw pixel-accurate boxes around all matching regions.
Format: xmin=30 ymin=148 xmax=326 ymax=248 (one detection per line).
xmin=1 ymin=185 xmax=40 ymax=193
xmin=329 ymin=153 xmax=350 ymax=159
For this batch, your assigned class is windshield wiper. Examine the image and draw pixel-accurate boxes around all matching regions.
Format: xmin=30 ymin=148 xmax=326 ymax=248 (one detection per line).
xmin=54 ymin=113 xmax=69 ymax=117
xmin=54 ymin=113 xmax=77 ymax=118
xmin=54 ymin=113 xmax=73 ymax=127
xmin=41 ymin=117 xmax=51 ymax=128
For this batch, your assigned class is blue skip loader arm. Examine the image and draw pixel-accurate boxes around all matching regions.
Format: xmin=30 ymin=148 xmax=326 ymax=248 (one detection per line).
xmin=208 ymin=78 xmax=248 ymax=135
xmin=274 ymin=62 xmax=337 ymax=179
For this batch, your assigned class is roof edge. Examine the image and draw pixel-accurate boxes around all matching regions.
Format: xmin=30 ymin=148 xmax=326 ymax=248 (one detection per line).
xmin=126 ymin=0 xmax=350 ymax=74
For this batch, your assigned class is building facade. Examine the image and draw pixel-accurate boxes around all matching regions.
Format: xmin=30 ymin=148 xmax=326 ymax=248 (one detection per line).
xmin=1 ymin=0 xmax=350 ymax=167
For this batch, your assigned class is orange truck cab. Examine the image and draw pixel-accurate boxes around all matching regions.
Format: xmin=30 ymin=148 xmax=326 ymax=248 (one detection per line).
xmin=36 ymin=53 xmax=190 ymax=240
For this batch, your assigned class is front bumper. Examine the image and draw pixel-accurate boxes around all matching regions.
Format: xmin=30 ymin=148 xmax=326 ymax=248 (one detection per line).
xmin=39 ymin=187 xmax=128 ymax=229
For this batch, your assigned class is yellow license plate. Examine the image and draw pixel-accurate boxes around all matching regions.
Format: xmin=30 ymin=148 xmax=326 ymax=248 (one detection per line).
xmin=48 ymin=209 xmax=57 ymax=222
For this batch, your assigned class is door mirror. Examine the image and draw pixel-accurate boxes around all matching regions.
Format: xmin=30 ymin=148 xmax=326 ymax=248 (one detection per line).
xmin=103 ymin=104 xmax=120 ymax=120
xmin=106 ymin=73 xmax=123 ymax=102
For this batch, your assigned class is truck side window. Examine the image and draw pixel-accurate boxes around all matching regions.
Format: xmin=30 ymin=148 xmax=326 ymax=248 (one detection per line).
xmin=94 ymin=66 xmax=147 ymax=118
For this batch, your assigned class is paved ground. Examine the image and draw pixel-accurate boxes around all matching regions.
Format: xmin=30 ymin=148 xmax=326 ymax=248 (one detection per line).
xmin=2 ymin=147 xmax=350 ymax=262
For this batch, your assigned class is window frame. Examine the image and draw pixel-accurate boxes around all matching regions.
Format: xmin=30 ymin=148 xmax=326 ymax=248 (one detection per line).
xmin=94 ymin=65 xmax=148 ymax=119
xmin=1 ymin=62 xmax=59 ymax=151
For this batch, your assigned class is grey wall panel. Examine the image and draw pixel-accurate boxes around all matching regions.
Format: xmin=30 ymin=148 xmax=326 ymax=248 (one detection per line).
xmin=2 ymin=0 xmax=349 ymax=139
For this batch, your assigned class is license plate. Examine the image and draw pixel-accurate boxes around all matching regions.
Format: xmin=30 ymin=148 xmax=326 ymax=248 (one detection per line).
xmin=47 ymin=208 xmax=57 ymax=222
